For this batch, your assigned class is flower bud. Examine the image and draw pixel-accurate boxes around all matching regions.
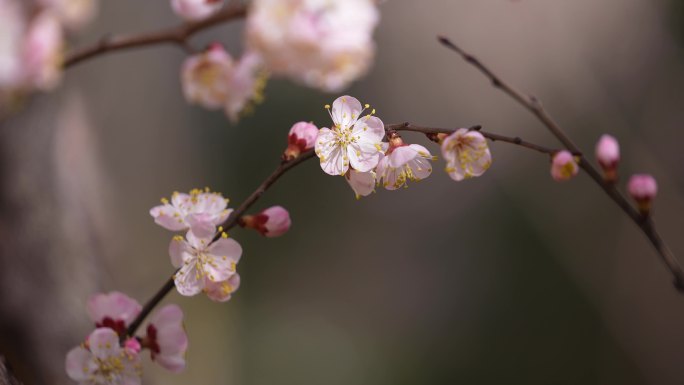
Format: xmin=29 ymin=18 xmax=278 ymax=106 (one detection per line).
xmin=595 ymin=134 xmax=620 ymax=182
xmin=283 ymin=121 xmax=318 ymax=160
xmin=124 ymin=338 xmax=141 ymax=354
xmin=550 ymin=150 xmax=579 ymax=182
xmin=241 ymin=206 xmax=291 ymax=237
xmin=628 ymin=174 xmax=657 ymax=215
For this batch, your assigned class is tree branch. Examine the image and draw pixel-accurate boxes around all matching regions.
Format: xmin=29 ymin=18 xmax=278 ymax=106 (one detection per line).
xmin=437 ymin=35 xmax=684 ymax=292
xmin=64 ymin=4 xmax=248 ymax=69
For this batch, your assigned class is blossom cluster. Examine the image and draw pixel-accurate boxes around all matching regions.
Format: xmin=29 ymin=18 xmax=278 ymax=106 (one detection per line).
xmin=65 ymin=292 xmax=187 ymax=385
xmin=0 ymin=0 xmax=97 ymax=110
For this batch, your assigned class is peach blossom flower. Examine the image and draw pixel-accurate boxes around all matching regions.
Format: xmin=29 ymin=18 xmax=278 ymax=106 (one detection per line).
xmin=550 ymin=150 xmax=578 ymax=182
xmin=441 ymin=129 xmax=491 ymax=181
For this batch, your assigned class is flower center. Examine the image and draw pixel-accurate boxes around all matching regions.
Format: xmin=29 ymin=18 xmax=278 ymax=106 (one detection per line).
xmin=92 ymin=355 xmax=126 ymax=382
xmin=333 ymin=127 xmax=357 ymax=147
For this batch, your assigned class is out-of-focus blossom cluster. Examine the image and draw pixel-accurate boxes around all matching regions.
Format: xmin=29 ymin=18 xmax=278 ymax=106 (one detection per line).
xmin=0 ymin=0 xmax=97 ymax=111
xmin=65 ymin=292 xmax=188 ymax=385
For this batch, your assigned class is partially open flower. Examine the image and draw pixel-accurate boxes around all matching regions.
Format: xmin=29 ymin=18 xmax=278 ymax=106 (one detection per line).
xmin=550 ymin=150 xmax=579 ymax=182
xmin=376 ymin=133 xmax=433 ymax=190
xmin=150 ymin=188 xmax=232 ymax=238
xmin=595 ymin=134 xmax=620 ymax=182
xmin=441 ymin=128 xmax=491 ymax=181
xmin=241 ymin=206 xmax=291 ymax=237
xmin=284 ymin=121 xmax=319 ymax=160
xmin=628 ymin=174 xmax=657 ymax=215
xmin=171 ymin=0 xmax=223 ymax=21
xmin=65 ymin=328 xmax=142 ymax=385
xmin=144 ymin=304 xmax=188 ymax=373
xmin=87 ymin=291 xmax=142 ymax=337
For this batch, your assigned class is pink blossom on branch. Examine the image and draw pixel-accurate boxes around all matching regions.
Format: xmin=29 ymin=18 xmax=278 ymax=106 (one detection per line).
xmin=169 ymin=230 xmax=242 ymax=296
xmin=38 ymin=0 xmax=98 ymax=30
xmin=595 ymin=134 xmax=620 ymax=182
xmin=315 ymin=95 xmax=385 ymax=176
xmin=65 ymin=328 xmax=142 ymax=385
xmin=550 ymin=150 xmax=579 ymax=182
xmin=171 ymin=0 xmax=223 ymax=21
xmin=204 ymin=273 xmax=240 ymax=302
xmin=87 ymin=291 xmax=142 ymax=336
xmin=345 ymin=169 xmax=377 ymax=199
xmin=376 ymin=134 xmax=434 ymax=190
xmin=284 ymin=121 xmax=319 ymax=160
xmin=143 ymin=304 xmax=188 ymax=373
xmin=150 ymin=188 xmax=232 ymax=238
xmin=241 ymin=206 xmax=291 ymax=237
xmin=21 ymin=11 xmax=64 ymax=91
xmin=441 ymin=128 xmax=492 ymax=181
xmin=246 ymin=0 xmax=379 ymax=92
xmin=628 ymin=174 xmax=657 ymax=215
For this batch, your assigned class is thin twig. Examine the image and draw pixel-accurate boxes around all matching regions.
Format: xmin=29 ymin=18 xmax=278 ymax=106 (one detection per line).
xmin=64 ymin=5 xmax=248 ymax=68
xmin=437 ymin=35 xmax=684 ymax=291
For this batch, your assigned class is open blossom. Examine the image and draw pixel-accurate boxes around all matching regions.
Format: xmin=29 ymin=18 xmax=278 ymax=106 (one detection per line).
xmin=38 ymin=0 xmax=97 ymax=30
xmin=441 ymin=129 xmax=491 ymax=181
xmin=204 ymin=274 xmax=240 ymax=302
xmin=150 ymin=188 xmax=232 ymax=238
xmin=284 ymin=121 xmax=319 ymax=160
xmin=376 ymin=138 xmax=434 ymax=190
xmin=22 ymin=11 xmax=63 ymax=91
xmin=595 ymin=134 xmax=620 ymax=182
xmin=246 ymin=0 xmax=379 ymax=91
xmin=171 ymin=0 xmax=223 ymax=21
xmin=87 ymin=292 xmax=142 ymax=336
xmin=315 ymin=95 xmax=385 ymax=176
xmin=550 ymin=150 xmax=579 ymax=182
xmin=169 ymin=230 xmax=242 ymax=296
xmin=241 ymin=206 xmax=291 ymax=237
xmin=65 ymin=328 xmax=142 ymax=385
xmin=144 ymin=304 xmax=188 ymax=373
xmin=0 ymin=0 xmax=24 ymax=89
xmin=345 ymin=169 xmax=376 ymax=198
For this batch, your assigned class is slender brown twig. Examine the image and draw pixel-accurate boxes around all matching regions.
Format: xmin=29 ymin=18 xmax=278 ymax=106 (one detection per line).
xmin=64 ymin=4 xmax=248 ymax=68
xmin=437 ymin=35 xmax=684 ymax=292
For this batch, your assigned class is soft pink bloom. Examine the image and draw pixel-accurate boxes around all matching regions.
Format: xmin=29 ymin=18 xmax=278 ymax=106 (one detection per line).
xmin=243 ymin=205 xmax=291 ymax=237
xmin=441 ymin=129 xmax=492 ymax=181
xmin=595 ymin=134 xmax=620 ymax=182
xmin=315 ymin=96 xmax=385 ymax=176
xmin=65 ymin=328 xmax=142 ymax=385
xmin=246 ymin=0 xmax=379 ymax=91
xmin=181 ymin=44 xmax=234 ymax=110
xmin=169 ymin=230 xmax=242 ymax=296
xmin=87 ymin=292 xmax=142 ymax=336
xmin=38 ymin=0 xmax=97 ymax=30
xmin=0 ymin=0 xmax=24 ymax=89
xmin=376 ymin=142 xmax=434 ymax=190
xmin=150 ymin=188 xmax=232 ymax=238
xmin=550 ymin=150 xmax=579 ymax=182
xmin=345 ymin=169 xmax=376 ymax=199
xmin=223 ymin=50 xmax=267 ymax=122
xmin=124 ymin=338 xmax=141 ymax=355
xmin=171 ymin=0 xmax=223 ymax=21
xmin=21 ymin=11 xmax=63 ymax=91
xmin=204 ymin=274 xmax=240 ymax=302
xmin=145 ymin=304 xmax=188 ymax=373
xmin=628 ymin=174 xmax=657 ymax=214
xmin=284 ymin=121 xmax=319 ymax=160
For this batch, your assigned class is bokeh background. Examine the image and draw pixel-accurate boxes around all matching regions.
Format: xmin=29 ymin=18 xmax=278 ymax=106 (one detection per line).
xmin=3 ymin=0 xmax=684 ymax=384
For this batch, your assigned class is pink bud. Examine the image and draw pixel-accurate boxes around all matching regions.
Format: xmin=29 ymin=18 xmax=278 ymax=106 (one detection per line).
xmin=241 ymin=206 xmax=291 ymax=237
xmin=628 ymin=174 xmax=657 ymax=215
xmin=550 ymin=150 xmax=579 ymax=182
xmin=595 ymin=134 xmax=620 ymax=182
xmin=284 ymin=122 xmax=319 ymax=160
xmin=124 ymin=338 xmax=141 ymax=354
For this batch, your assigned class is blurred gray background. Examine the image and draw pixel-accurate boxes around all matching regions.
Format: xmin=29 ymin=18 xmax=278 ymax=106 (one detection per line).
xmin=3 ymin=0 xmax=684 ymax=384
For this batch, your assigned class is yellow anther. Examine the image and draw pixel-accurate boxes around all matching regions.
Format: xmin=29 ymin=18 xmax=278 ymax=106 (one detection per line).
xmin=173 ymin=235 xmax=183 ymax=241
xmin=324 ymin=104 xmax=331 ymax=109
xmin=221 ymin=232 xmax=228 ymax=238
xmin=364 ymin=104 xmax=370 ymax=108
xmin=161 ymin=197 xmax=169 ymax=204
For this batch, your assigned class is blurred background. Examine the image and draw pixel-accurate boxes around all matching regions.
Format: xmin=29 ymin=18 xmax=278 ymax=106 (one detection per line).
xmin=2 ymin=0 xmax=684 ymax=384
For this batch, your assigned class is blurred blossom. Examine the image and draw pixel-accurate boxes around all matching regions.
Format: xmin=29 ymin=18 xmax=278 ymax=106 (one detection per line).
xmin=144 ymin=304 xmax=188 ymax=373
xmin=65 ymin=328 xmax=142 ymax=385
xmin=22 ymin=11 xmax=64 ymax=91
xmin=550 ymin=150 xmax=579 ymax=182
xmin=150 ymin=188 xmax=232 ymax=238
xmin=223 ymin=50 xmax=267 ymax=122
xmin=87 ymin=291 xmax=142 ymax=336
xmin=0 ymin=0 xmax=24 ymax=89
xmin=315 ymin=95 xmax=385 ymax=175
xmin=377 ymin=134 xmax=434 ymax=190
xmin=169 ymin=230 xmax=242 ymax=296
xmin=441 ymin=128 xmax=492 ymax=181
xmin=628 ymin=174 xmax=658 ymax=214
xmin=38 ymin=0 xmax=97 ymax=30
xmin=241 ymin=205 xmax=292 ymax=237
xmin=171 ymin=0 xmax=224 ymax=21
xmin=345 ymin=169 xmax=376 ymax=198
xmin=595 ymin=134 xmax=620 ymax=182
xmin=246 ymin=0 xmax=379 ymax=91
xmin=284 ymin=121 xmax=319 ymax=160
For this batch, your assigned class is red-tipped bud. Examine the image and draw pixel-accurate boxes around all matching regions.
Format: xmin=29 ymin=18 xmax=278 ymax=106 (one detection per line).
xmin=284 ymin=122 xmax=319 ymax=160
xmin=628 ymin=174 xmax=657 ymax=216
xmin=595 ymin=135 xmax=620 ymax=182
xmin=241 ymin=206 xmax=291 ymax=237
